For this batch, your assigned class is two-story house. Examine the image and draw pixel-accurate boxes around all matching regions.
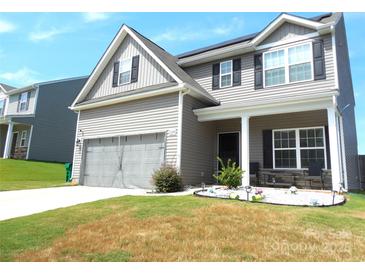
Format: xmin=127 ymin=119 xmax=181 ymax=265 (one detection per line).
xmin=70 ymin=12 xmax=360 ymax=191
xmin=0 ymin=76 xmax=87 ymax=163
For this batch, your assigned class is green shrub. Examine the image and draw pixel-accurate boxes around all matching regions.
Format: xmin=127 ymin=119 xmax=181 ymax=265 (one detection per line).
xmin=152 ymin=165 xmax=183 ymax=193
xmin=213 ymin=157 xmax=244 ymax=189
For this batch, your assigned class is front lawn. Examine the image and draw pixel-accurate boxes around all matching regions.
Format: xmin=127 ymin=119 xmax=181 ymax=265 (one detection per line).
xmin=0 ymin=159 xmax=68 ymax=191
xmin=0 ymin=193 xmax=364 ymax=262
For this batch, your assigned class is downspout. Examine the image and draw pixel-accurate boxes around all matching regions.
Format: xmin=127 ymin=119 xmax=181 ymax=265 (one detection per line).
xmin=176 ymin=89 xmax=190 ymax=171
xmin=71 ymin=111 xmax=80 ymax=181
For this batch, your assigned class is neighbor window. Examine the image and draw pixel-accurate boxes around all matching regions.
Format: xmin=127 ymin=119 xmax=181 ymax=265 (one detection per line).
xmin=19 ymin=92 xmax=29 ymax=112
xmin=119 ymin=58 xmax=132 ymax=85
xmin=220 ymin=60 xmax=233 ymax=88
xmin=20 ymin=130 xmax=27 ymax=147
xmin=0 ymin=99 xmax=5 ymax=116
xmin=273 ymin=127 xmax=326 ymax=169
xmin=263 ymin=42 xmax=313 ymax=87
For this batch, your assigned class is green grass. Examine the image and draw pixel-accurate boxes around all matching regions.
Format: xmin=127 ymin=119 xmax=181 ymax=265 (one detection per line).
xmin=0 ymin=193 xmax=364 ymax=262
xmin=0 ymin=159 xmax=68 ymax=191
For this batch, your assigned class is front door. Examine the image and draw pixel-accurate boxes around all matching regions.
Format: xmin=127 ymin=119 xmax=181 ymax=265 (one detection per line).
xmin=10 ymin=132 xmax=18 ymax=157
xmin=218 ymin=132 xmax=240 ymax=170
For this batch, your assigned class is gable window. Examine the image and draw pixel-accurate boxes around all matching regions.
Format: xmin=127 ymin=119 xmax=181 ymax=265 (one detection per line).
xmin=119 ymin=58 xmax=132 ymax=85
xmin=19 ymin=92 xmax=29 ymax=112
xmin=20 ymin=130 xmax=27 ymax=147
xmin=220 ymin=60 xmax=233 ymax=88
xmin=273 ymin=127 xmax=327 ymax=169
xmin=263 ymin=42 xmax=313 ymax=88
xmin=0 ymin=99 xmax=5 ymax=116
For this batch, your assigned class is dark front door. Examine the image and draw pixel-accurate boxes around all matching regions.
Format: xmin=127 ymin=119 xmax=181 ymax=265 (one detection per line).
xmin=218 ymin=132 xmax=240 ymax=170
xmin=10 ymin=132 xmax=18 ymax=157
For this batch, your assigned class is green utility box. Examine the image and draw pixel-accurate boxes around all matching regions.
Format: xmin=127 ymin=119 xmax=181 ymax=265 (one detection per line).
xmin=65 ymin=163 xmax=72 ymax=182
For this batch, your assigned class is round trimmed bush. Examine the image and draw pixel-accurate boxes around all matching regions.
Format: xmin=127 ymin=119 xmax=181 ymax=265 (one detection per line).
xmin=152 ymin=165 xmax=182 ymax=193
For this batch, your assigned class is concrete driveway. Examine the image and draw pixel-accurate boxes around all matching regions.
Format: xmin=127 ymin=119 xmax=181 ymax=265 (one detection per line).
xmin=0 ymin=186 xmax=199 ymax=221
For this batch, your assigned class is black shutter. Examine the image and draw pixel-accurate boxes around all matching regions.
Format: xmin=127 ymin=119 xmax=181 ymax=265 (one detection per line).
xmin=212 ymin=63 xmax=220 ymax=90
xmin=325 ymin=126 xmax=331 ymax=169
xmin=254 ymin=53 xmax=263 ymax=89
xmin=232 ymin=58 xmax=241 ymax=86
xmin=25 ymin=92 xmax=31 ymax=111
xmin=263 ymin=129 xmax=273 ymax=168
xmin=112 ymin=61 xmax=120 ymax=87
xmin=131 ymin=55 xmax=140 ymax=83
xmin=17 ymin=94 xmax=21 ymax=112
xmin=313 ymin=40 xmax=326 ymax=80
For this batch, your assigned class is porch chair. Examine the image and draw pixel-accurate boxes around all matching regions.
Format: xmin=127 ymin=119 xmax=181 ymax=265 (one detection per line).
xmin=306 ymin=161 xmax=325 ymax=189
xmin=249 ymin=162 xmax=260 ymax=186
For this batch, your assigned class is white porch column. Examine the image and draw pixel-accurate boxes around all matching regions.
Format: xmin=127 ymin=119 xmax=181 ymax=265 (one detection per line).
xmin=241 ymin=114 xmax=250 ymax=186
xmin=3 ymin=122 xmax=14 ymax=158
xmin=327 ymin=107 xmax=342 ymax=191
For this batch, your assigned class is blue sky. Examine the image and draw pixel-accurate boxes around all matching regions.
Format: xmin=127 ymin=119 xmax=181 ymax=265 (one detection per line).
xmin=0 ymin=12 xmax=364 ymax=152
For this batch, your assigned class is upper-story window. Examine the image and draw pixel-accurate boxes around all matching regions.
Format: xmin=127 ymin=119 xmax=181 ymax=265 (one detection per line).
xmin=18 ymin=92 xmax=29 ymax=112
xmin=119 ymin=58 xmax=132 ymax=85
xmin=263 ymin=42 xmax=313 ymax=88
xmin=220 ymin=60 xmax=233 ymax=88
xmin=0 ymin=99 xmax=6 ymax=116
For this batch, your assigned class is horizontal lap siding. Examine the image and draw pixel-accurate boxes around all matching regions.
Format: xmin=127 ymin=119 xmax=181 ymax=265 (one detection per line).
xmin=185 ymin=34 xmax=335 ymax=105
xmin=72 ymin=93 xmax=179 ymax=181
xmin=87 ymin=35 xmax=174 ymax=100
xmin=180 ymin=95 xmax=215 ymax=185
xmin=262 ymin=22 xmax=315 ymax=44
xmin=7 ymin=89 xmax=37 ymax=116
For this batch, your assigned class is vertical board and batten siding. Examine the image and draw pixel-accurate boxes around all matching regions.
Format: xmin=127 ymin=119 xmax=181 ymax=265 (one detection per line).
xmin=261 ymin=22 xmax=315 ymax=45
xmin=184 ymin=34 xmax=335 ymax=105
xmin=206 ymin=110 xmax=328 ymax=176
xmin=6 ymin=89 xmax=37 ymax=116
xmin=334 ymin=17 xmax=360 ymax=189
xmin=72 ymin=93 xmax=179 ymax=181
xmin=86 ymin=34 xmax=175 ymax=100
xmin=180 ymin=95 xmax=215 ymax=185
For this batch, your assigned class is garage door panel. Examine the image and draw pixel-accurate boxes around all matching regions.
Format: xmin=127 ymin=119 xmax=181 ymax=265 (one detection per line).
xmin=82 ymin=133 xmax=165 ymax=189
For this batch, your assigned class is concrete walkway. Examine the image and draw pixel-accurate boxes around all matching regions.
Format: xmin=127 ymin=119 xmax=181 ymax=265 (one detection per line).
xmin=0 ymin=186 xmax=199 ymax=221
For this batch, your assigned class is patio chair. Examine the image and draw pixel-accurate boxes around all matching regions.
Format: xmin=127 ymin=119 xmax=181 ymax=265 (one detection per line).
xmin=249 ymin=162 xmax=260 ymax=186
xmin=306 ymin=161 xmax=325 ymax=189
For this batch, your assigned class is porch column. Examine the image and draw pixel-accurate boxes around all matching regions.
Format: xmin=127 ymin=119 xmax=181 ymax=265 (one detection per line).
xmin=327 ymin=107 xmax=342 ymax=191
xmin=241 ymin=114 xmax=250 ymax=186
xmin=3 ymin=122 xmax=13 ymax=158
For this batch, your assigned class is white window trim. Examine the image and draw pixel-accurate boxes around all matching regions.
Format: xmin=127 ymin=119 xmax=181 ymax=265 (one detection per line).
xmin=20 ymin=130 xmax=27 ymax=147
xmin=263 ymin=42 xmax=314 ymax=88
xmin=19 ymin=92 xmax=29 ymax=112
xmin=272 ymin=126 xmax=327 ymax=170
xmin=118 ymin=57 xmax=132 ymax=86
xmin=219 ymin=60 xmax=233 ymax=89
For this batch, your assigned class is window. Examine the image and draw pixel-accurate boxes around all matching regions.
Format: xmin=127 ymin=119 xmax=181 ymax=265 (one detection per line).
xmin=20 ymin=130 xmax=27 ymax=147
xmin=19 ymin=92 xmax=29 ymax=112
xmin=119 ymin=58 xmax=132 ymax=85
xmin=263 ymin=42 xmax=313 ymax=87
xmin=220 ymin=60 xmax=232 ymax=88
xmin=0 ymin=99 xmax=5 ymax=116
xmin=273 ymin=127 xmax=327 ymax=169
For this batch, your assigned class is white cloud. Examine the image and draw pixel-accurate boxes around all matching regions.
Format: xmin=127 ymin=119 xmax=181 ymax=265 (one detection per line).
xmin=0 ymin=19 xmax=16 ymax=33
xmin=83 ymin=12 xmax=110 ymax=23
xmin=28 ymin=28 xmax=69 ymax=42
xmin=0 ymin=67 xmax=41 ymax=86
xmin=152 ymin=17 xmax=244 ymax=43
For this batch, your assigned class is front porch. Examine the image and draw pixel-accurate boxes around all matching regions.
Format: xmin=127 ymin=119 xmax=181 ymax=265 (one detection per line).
xmin=195 ymin=98 xmax=347 ymax=192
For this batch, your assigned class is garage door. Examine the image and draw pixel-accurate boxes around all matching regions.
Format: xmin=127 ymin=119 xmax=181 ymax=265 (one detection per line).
xmin=82 ymin=133 xmax=165 ymax=189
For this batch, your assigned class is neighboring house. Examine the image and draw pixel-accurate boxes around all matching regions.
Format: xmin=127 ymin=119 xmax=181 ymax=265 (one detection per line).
xmin=70 ymin=12 xmax=360 ymax=191
xmin=0 ymin=76 xmax=87 ymax=163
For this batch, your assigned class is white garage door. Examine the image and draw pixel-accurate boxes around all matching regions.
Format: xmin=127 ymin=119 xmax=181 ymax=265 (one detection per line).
xmin=82 ymin=133 xmax=165 ymax=189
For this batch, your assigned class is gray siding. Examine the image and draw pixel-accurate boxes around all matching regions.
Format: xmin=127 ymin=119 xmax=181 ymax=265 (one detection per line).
xmin=180 ymin=95 xmax=215 ymax=186
xmin=335 ymin=16 xmax=360 ymax=189
xmin=185 ymin=34 xmax=335 ymax=105
xmin=26 ymin=78 xmax=87 ymax=163
xmin=87 ymin=34 xmax=174 ymax=100
xmin=7 ymin=89 xmax=37 ymax=116
xmin=72 ymin=93 xmax=179 ymax=182
xmin=12 ymin=124 xmax=31 ymax=148
xmin=261 ymin=22 xmax=315 ymax=45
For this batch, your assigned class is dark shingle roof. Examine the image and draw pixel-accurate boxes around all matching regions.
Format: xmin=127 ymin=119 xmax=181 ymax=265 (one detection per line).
xmin=0 ymin=83 xmax=16 ymax=92
xmin=176 ymin=12 xmax=334 ymax=59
